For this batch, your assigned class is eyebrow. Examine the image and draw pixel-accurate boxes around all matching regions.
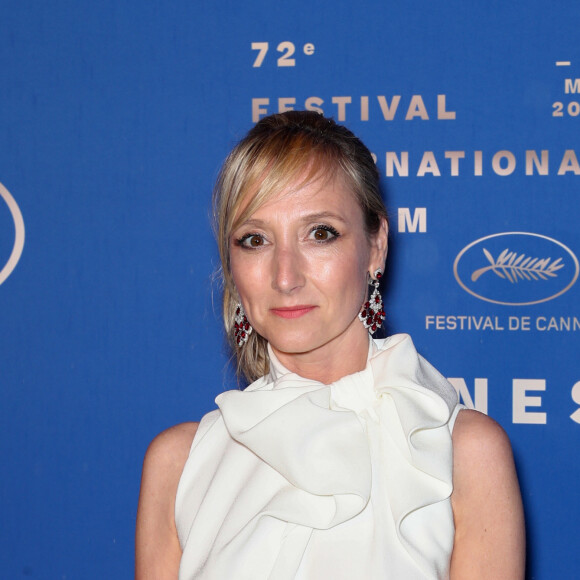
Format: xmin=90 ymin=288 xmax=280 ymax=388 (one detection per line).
xmin=237 ymin=211 xmax=349 ymax=229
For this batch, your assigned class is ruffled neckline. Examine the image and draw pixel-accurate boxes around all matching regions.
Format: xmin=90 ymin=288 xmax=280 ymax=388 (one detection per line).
xmin=214 ymin=333 xmax=458 ymax=578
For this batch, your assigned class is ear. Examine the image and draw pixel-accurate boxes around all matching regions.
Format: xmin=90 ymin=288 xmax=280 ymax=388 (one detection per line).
xmin=368 ymin=217 xmax=389 ymax=274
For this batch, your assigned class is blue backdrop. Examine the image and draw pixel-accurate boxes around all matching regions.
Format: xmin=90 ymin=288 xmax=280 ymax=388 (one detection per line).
xmin=1 ymin=1 xmax=578 ymax=578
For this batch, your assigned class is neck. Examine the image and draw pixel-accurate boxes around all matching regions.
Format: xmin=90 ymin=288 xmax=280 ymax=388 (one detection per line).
xmin=270 ymin=327 xmax=371 ymax=384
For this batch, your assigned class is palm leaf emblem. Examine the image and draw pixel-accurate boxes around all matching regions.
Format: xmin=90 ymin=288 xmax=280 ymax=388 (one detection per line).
xmin=471 ymin=248 xmax=564 ymax=283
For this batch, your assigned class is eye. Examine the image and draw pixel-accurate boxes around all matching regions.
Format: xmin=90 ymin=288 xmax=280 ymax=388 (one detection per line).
xmin=236 ymin=233 xmax=266 ymax=248
xmin=309 ymin=225 xmax=340 ymax=242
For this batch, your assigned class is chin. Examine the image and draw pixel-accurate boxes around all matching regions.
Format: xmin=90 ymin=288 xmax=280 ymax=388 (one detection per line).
xmin=261 ymin=326 xmax=314 ymax=351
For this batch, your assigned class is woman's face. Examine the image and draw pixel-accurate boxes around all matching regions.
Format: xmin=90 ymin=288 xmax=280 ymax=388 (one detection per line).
xmin=230 ymin=172 xmax=387 ymax=371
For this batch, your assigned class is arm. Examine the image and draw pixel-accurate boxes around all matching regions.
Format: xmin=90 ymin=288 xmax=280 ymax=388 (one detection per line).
xmin=450 ymin=410 xmax=525 ymax=579
xmin=135 ymin=422 xmax=199 ymax=580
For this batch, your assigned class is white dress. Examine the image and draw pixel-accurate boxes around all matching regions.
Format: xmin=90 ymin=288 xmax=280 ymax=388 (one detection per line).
xmin=175 ymin=334 xmax=463 ymax=579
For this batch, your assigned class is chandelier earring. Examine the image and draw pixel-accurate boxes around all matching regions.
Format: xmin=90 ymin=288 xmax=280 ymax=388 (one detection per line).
xmin=358 ymin=269 xmax=385 ymax=334
xmin=233 ymin=303 xmax=253 ymax=347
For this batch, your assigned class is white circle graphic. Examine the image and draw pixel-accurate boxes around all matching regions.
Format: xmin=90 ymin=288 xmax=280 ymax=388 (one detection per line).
xmin=0 ymin=182 xmax=25 ymax=285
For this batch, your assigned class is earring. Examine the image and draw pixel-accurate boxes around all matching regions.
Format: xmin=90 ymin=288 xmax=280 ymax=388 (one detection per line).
xmin=359 ymin=269 xmax=385 ymax=334
xmin=233 ymin=303 xmax=253 ymax=347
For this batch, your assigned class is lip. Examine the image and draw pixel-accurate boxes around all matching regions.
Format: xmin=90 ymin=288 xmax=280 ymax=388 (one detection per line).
xmin=270 ymin=305 xmax=317 ymax=319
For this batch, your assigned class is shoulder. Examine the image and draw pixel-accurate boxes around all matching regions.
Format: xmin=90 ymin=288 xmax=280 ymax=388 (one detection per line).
xmin=450 ymin=410 xmax=525 ymax=579
xmin=135 ymin=422 xmax=199 ymax=580
xmin=451 ymin=409 xmax=519 ymax=510
xmin=452 ymin=409 xmax=513 ymax=466
xmin=143 ymin=421 xmax=199 ymax=471
xmin=138 ymin=421 xmax=199 ymax=523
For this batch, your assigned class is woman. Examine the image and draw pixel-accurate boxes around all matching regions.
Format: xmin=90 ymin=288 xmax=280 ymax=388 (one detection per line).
xmin=136 ymin=111 xmax=525 ymax=579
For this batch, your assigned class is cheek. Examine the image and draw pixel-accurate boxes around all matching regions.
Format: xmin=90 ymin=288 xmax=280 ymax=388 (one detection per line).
xmin=320 ymin=247 xmax=369 ymax=306
xmin=230 ymin=252 xmax=248 ymax=302
xmin=348 ymin=267 xmax=370 ymax=309
xmin=230 ymin=253 xmax=267 ymax=305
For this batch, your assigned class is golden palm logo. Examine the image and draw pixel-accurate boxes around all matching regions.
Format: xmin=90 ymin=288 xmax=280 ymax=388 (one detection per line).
xmin=454 ymin=232 xmax=578 ymax=305
xmin=471 ymin=248 xmax=564 ymax=283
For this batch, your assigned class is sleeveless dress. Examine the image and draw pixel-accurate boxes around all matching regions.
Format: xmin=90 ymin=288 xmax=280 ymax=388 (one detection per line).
xmin=175 ymin=334 xmax=463 ymax=579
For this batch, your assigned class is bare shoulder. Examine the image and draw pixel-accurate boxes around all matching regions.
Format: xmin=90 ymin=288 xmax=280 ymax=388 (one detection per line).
xmin=143 ymin=421 xmax=199 ymax=472
xmin=451 ymin=409 xmax=519 ymax=511
xmin=135 ymin=422 xmax=199 ymax=580
xmin=450 ymin=410 xmax=525 ymax=579
xmin=452 ymin=409 xmax=513 ymax=466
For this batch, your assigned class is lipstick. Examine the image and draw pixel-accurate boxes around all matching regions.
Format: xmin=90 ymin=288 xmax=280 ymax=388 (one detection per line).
xmin=271 ymin=306 xmax=316 ymax=319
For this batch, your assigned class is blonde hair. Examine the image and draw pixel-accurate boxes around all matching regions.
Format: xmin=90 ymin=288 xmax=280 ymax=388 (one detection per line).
xmin=213 ymin=111 xmax=388 ymax=383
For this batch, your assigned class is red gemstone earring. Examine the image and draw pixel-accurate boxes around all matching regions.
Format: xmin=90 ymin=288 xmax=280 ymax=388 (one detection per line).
xmin=234 ymin=303 xmax=253 ymax=347
xmin=358 ymin=269 xmax=385 ymax=334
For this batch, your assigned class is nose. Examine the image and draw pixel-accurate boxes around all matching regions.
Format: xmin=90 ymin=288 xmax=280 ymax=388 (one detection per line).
xmin=271 ymin=243 xmax=306 ymax=294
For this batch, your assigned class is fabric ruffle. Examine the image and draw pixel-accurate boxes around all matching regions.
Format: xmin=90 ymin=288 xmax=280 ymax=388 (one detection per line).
xmin=176 ymin=334 xmax=459 ymax=579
